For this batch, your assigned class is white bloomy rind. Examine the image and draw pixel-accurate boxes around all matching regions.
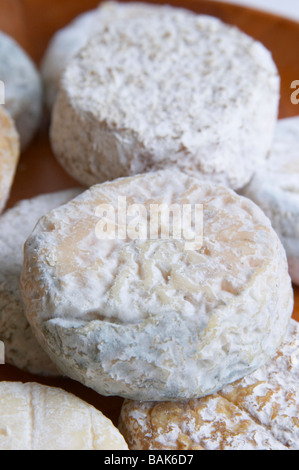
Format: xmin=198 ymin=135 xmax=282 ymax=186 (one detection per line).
xmin=50 ymin=3 xmax=280 ymax=190
xmin=41 ymin=8 xmax=100 ymax=110
xmin=21 ymin=170 xmax=294 ymax=401
xmin=240 ymin=116 xmax=299 ymax=285
xmin=41 ymin=1 xmax=188 ymax=109
xmin=0 ymin=31 xmax=42 ymax=150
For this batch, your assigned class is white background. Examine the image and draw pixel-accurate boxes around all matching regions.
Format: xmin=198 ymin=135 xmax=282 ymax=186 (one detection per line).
xmin=210 ymin=0 xmax=299 ymax=22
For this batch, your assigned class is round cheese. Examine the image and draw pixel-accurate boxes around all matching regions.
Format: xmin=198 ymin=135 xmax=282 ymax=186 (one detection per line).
xmin=0 ymin=31 xmax=42 ymax=150
xmin=0 ymin=381 xmax=128 ymax=450
xmin=50 ymin=4 xmax=279 ymax=190
xmin=20 ymin=170 xmax=293 ymax=401
xmin=118 ymin=319 xmax=299 ymax=450
xmin=41 ymin=1 xmax=183 ymax=110
xmin=240 ymin=116 xmax=299 ymax=285
xmin=0 ymin=189 xmax=82 ymax=376
xmin=0 ymin=106 xmax=20 ymax=213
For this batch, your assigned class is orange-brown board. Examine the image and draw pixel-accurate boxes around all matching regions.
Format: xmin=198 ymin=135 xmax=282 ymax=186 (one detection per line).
xmin=0 ymin=0 xmax=298 ymax=427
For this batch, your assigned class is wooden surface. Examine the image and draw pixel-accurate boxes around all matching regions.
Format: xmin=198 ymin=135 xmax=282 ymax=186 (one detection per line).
xmin=0 ymin=0 xmax=298 ymax=426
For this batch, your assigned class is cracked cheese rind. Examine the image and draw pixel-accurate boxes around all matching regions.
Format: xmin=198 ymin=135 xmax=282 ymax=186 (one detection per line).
xmin=0 ymin=106 xmax=20 ymax=213
xmin=0 ymin=31 xmax=43 ymax=150
xmin=0 ymin=382 xmax=128 ymax=450
xmin=118 ymin=319 xmax=299 ymax=450
xmin=240 ymin=116 xmax=299 ymax=285
xmin=0 ymin=189 xmax=82 ymax=376
xmin=41 ymin=1 xmax=186 ymax=110
xmin=20 ymin=170 xmax=294 ymax=401
xmin=50 ymin=3 xmax=279 ymax=190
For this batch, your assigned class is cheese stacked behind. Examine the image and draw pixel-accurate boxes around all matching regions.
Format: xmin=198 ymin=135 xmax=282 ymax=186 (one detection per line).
xmin=20 ymin=170 xmax=293 ymax=401
xmin=0 ymin=31 xmax=42 ymax=150
xmin=41 ymin=7 xmax=101 ymax=110
xmin=41 ymin=1 xmax=171 ymax=109
xmin=50 ymin=3 xmax=280 ymax=190
xmin=241 ymin=116 xmax=299 ymax=285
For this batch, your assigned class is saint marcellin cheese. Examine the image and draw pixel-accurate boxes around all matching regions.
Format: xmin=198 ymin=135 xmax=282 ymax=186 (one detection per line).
xmin=0 ymin=382 xmax=128 ymax=450
xmin=21 ymin=170 xmax=293 ymax=402
xmin=0 ymin=106 xmax=20 ymax=213
xmin=119 ymin=319 xmax=299 ymax=450
xmin=0 ymin=189 xmax=82 ymax=376
xmin=241 ymin=116 xmax=299 ymax=285
xmin=0 ymin=31 xmax=42 ymax=150
xmin=50 ymin=2 xmax=279 ymax=191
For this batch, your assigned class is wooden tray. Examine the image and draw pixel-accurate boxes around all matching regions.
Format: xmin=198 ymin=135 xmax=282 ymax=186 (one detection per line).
xmin=0 ymin=0 xmax=298 ymax=427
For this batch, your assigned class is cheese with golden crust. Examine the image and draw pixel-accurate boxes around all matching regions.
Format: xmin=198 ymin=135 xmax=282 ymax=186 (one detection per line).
xmin=0 ymin=106 xmax=20 ymax=213
xmin=119 ymin=320 xmax=299 ymax=450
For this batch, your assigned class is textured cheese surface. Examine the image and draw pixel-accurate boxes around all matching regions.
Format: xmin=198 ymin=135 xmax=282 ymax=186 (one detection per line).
xmin=118 ymin=320 xmax=299 ymax=450
xmin=41 ymin=1 xmax=184 ymax=109
xmin=0 ymin=189 xmax=82 ymax=376
xmin=21 ymin=170 xmax=294 ymax=401
xmin=50 ymin=2 xmax=279 ymax=190
xmin=0 ymin=382 xmax=128 ymax=450
xmin=0 ymin=106 xmax=20 ymax=213
xmin=0 ymin=31 xmax=42 ymax=150
xmin=241 ymin=116 xmax=299 ymax=285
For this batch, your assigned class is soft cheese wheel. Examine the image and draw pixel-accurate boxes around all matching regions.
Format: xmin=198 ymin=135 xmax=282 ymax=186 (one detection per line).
xmin=41 ymin=1 xmax=185 ymax=110
xmin=20 ymin=170 xmax=293 ymax=401
xmin=50 ymin=4 xmax=279 ymax=190
xmin=0 ymin=382 xmax=128 ymax=450
xmin=0 ymin=31 xmax=42 ymax=150
xmin=119 ymin=319 xmax=299 ymax=451
xmin=241 ymin=116 xmax=299 ymax=285
xmin=0 ymin=189 xmax=82 ymax=376
xmin=0 ymin=106 xmax=20 ymax=213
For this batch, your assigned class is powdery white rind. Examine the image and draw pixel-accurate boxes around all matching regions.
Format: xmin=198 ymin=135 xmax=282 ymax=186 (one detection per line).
xmin=20 ymin=170 xmax=293 ymax=401
xmin=41 ymin=8 xmax=100 ymax=110
xmin=0 ymin=106 xmax=20 ymax=213
xmin=0 ymin=382 xmax=128 ymax=450
xmin=0 ymin=31 xmax=43 ymax=150
xmin=118 ymin=320 xmax=299 ymax=450
xmin=50 ymin=4 xmax=280 ymax=190
xmin=240 ymin=116 xmax=299 ymax=285
xmin=41 ymin=1 xmax=184 ymax=110
xmin=0 ymin=188 xmax=82 ymax=376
